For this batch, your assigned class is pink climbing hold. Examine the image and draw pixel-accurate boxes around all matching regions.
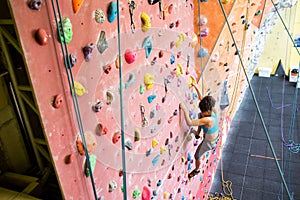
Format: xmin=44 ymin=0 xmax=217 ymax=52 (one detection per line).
xmin=124 ymin=49 xmax=136 ymax=64
xmin=142 ymin=186 xmax=151 ymax=200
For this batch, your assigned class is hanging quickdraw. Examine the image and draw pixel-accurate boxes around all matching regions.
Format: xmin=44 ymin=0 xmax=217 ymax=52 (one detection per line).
xmin=128 ymin=0 xmax=136 ymax=33
xmin=140 ymin=104 xmax=149 ymax=127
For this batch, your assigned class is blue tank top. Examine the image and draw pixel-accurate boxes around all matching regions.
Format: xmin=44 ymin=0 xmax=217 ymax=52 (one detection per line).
xmin=200 ymin=112 xmax=218 ymax=134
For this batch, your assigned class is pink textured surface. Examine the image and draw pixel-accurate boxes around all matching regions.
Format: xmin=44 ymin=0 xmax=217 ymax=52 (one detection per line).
xmin=9 ymin=0 xmax=270 ymax=199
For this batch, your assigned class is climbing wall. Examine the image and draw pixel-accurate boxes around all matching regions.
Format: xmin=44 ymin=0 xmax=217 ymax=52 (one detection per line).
xmin=9 ymin=0 xmax=271 ymax=199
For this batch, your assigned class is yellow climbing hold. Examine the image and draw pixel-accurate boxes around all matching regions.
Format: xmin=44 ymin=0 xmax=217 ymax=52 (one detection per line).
xmin=176 ymin=63 xmax=184 ymax=77
xmin=180 ymin=156 xmax=185 ymax=164
xmin=134 ymin=128 xmax=141 ymax=142
xmin=160 ymin=146 xmax=166 ymax=154
xmin=190 ymin=32 xmax=198 ymax=48
xmin=74 ymin=81 xmax=86 ymax=96
xmin=221 ymin=0 xmax=230 ymax=4
xmin=152 ymin=139 xmax=159 ymax=148
xmin=163 ymin=192 xmax=169 ymax=199
xmin=141 ymin=12 xmax=151 ymax=32
xmin=188 ymin=75 xmax=197 ymax=88
xmin=175 ymin=33 xmax=186 ymax=48
xmin=144 ymin=73 xmax=155 ymax=90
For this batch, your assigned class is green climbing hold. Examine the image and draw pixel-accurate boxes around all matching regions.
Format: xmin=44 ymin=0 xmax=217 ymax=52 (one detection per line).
xmin=85 ymin=154 xmax=97 ymax=177
xmin=132 ymin=189 xmax=141 ymax=199
xmin=58 ymin=18 xmax=73 ymax=44
xmin=255 ymin=10 xmax=262 ymax=16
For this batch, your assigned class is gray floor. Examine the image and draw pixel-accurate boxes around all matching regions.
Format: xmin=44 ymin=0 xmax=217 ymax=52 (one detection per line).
xmin=210 ymin=66 xmax=300 ymax=200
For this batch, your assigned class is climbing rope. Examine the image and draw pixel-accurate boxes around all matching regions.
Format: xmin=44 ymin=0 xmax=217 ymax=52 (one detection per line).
xmin=217 ymin=0 xmax=294 ymax=199
xmin=116 ymin=0 xmax=128 ymax=198
xmin=49 ymin=1 xmax=98 ymax=199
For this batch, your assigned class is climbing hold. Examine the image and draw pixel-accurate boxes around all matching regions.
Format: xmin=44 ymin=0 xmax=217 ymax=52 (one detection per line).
xmin=132 ymin=189 xmax=141 ymax=199
xmin=147 ymin=0 xmax=160 ymax=5
xmin=125 ymin=73 xmax=135 ymax=88
xmin=175 ymin=33 xmax=186 ymax=47
xmin=35 ymin=28 xmax=48 ymax=46
xmin=164 ymin=192 xmax=169 ymax=199
xmin=72 ymin=0 xmax=84 ymax=13
xmin=157 ymin=118 xmax=161 ymax=125
xmin=147 ymin=94 xmax=156 ymax=103
xmin=107 ymin=2 xmax=117 ymax=23
xmin=152 ymin=154 xmax=160 ymax=166
xmin=103 ymin=64 xmax=112 ymax=74
xmin=95 ymin=9 xmax=105 ymax=24
xmin=150 ymin=126 xmax=156 ymax=133
xmin=112 ymin=131 xmax=121 ymax=144
xmin=150 ymin=109 xmax=156 ymax=119
xmin=64 ymin=153 xmax=74 ymax=164
xmin=142 ymin=36 xmax=153 ymax=59
xmin=92 ymin=100 xmax=103 ymax=112
xmin=124 ymin=49 xmax=136 ymax=64
xmin=170 ymin=54 xmax=175 ymax=64
xmin=96 ymin=123 xmax=108 ymax=136
xmin=53 ymin=94 xmax=63 ymax=109
xmin=82 ymin=44 xmax=95 ymax=62
xmin=176 ymin=63 xmax=184 ymax=77
xmin=152 ymin=139 xmax=159 ymax=148
xmin=177 ymin=51 xmax=182 ymax=59
xmin=108 ymin=180 xmax=117 ymax=192
xmin=125 ymin=139 xmax=133 ymax=150
xmin=69 ymin=54 xmax=77 ymax=67
xmin=134 ymin=128 xmax=141 ymax=141
xmin=159 ymin=50 xmax=164 ymax=58
xmin=145 ymin=148 xmax=153 ymax=156
xmin=141 ymin=12 xmax=151 ymax=32
xmin=221 ymin=0 xmax=230 ymax=4
xmin=160 ymin=146 xmax=166 ymax=154
xmin=200 ymin=26 xmax=209 ymax=37
xmin=28 ymin=0 xmax=42 ymax=10
xmin=190 ymin=32 xmax=198 ymax=48
xmin=144 ymin=73 xmax=155 ymax=90
xmin=156 ymin=180 xmax=162 ymax=186
xmin=140 ymin=84 xmax=145 ymax=94
xmin=76 ymin=132 xmax=97 ymax=155
xmin=188 ymin=75 xmax=196 ymax=88
xmin=211 ymin=52 xmax=219 ymax=62
xmin=151 ymin=57 xmax=157 ymax=66
xmin=140 ymin=104 xmax=149 ymax=127
xmin=169 ymin=22 xmax=175 ymax=29
xmin=175 ymin=20 xmax=180 ymax=28
xmin=255 ymin=10 xmax=262 ymax=16
xmin=170 ymin=41 xmax=175 ymax=49
xmin=106 ymin=90 xmax=114 ymax=105
xmin=85 ymin=154 xmax=97 ymax=177
xmin=74 ymin=82 xmax=86 ymax=96
xmin=197 ymin=47 xmax=208 ymax=58
xmin=97 ymin=31 xmax=108 ymax=54
xmin=165 ymin=138 xmax=169 ymax=145
xmin=58 ymin=18 xmax=73 ymax=44
xmin=142 ymin=186 xmax=151 ymax=200
xmin=199 ymin=15 xmax=208 ymax=26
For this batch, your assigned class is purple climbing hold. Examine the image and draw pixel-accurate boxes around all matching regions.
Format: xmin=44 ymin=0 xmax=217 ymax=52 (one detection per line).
xmin=83 ymin=44 xmax=95 ymax=62
xmin=28 ymin=0 xmax=42 ymax=10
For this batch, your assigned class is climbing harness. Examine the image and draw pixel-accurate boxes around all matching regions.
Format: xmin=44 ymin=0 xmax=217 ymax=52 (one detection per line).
xmin=217 ymin=0 xmax=294 ymax=199
xmin=128 ymin=0 xmax=136 ymax=33
xmin=49 ymin=0 xmax=98 ymax=199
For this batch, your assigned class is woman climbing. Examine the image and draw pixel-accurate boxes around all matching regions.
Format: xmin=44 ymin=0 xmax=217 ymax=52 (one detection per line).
xmin=179 ymin=83 xmax=219 ymax=179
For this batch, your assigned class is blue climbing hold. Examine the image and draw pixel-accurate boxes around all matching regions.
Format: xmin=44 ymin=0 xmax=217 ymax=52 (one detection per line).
xmin=187 ymin=152 xmax=192 ymax=161
xmin=142 ymin=36 xmax=153 ymax=59
xmin=146 ymin=148 xmax=153 ymax=156
xmin=147 ymin=94 xmax=156 ymax=103
xmin=156 ymin=180 xmax=162 ymax=186
xmin=198 ymin=47 xmax=208 ymax=58
xmin=125 ymin=73 xmax=135 ymax=88
xmin=107 ymin=2 xmax=117 ymax=23
xmin=170 ymin=54 xmax=175 ymax=64
xmin=187 ymin=162 xmax=192 ymax=170
xmin=152 ymin=154 xmax=160 ymax=166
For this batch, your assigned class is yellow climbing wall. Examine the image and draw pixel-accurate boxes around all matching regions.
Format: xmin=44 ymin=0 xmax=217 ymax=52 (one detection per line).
xmin=255 ymin=2 xmax=299 ymax=75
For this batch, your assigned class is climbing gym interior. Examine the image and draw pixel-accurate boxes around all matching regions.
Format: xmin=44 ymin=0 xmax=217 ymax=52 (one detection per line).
xmin=0 ymin=0 xmax=299 ymax=199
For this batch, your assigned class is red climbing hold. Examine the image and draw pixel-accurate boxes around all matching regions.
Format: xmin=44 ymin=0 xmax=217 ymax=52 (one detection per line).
xmin=53 ymin=94 xmax=63 ymax=109
xmin=35 ymin=28 xmax=48 ymax=46
xmin=142 ymin=186 xmax=151 ymax=200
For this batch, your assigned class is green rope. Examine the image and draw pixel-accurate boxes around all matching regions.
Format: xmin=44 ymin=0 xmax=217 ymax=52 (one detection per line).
xmin=49 ymin=1 xmax=98 ymax=199
xmin=217 ymin=0 xmax=294 ymax=199
xmin=116 ymin=0 xmax=128 ymax=199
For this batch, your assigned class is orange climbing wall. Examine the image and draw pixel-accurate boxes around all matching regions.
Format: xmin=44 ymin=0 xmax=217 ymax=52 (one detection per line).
xmin=10 ymin=0 xmax=268 ymax=199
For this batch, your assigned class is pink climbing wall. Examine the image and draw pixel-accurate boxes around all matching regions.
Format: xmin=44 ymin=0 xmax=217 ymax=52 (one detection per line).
xmin=9 ymin=0 xmax=269 ymax=199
